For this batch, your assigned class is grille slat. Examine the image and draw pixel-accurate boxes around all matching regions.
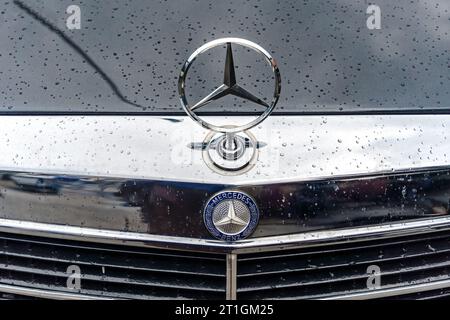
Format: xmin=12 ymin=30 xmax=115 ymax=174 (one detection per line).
xmin=0 ymin=233 xmax=223 ymax=261
xmin=0 ymin=277 xmax=219 ymax=299
xmin=239 ymin=234 xmax=450 ymax=277
xmin=239 ymin=232 xmax=450 ymax=262
xmin=0 ymin=232 xmax=226 ymax=299
xmin=385 ymin=287 xmax=450 ymax=300
xmin=237 ymin=230 xmax=450 ymax=299
xmin=0 ymin=240 xmax=224 ymax=277
xmin=0 ymin=261 xmax=224 ymax=292
xmin=238 ymin=252 xmax=450 ymax=292
xmin=239 ymin=271 xmax=450 ymax=300
xmin=250 ymin=270 xmax=450 ymax=300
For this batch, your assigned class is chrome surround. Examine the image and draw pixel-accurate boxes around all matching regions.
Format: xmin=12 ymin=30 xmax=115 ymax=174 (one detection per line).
xmin=178 ymin=38 xmax=281 ymax=134
xmin=1 ymin=216 xmax=450 ymax=254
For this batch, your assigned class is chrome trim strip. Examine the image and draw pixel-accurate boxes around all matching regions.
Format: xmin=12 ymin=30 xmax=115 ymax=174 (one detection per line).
xmin=0 ymin=284 xmax=112 ymax=300
xmin=1 ymin=217 xmax=450 ymax=254
xmin=226 ymin=254 xmax=237 ymax=300
xmin=0 ymin=115 xmax=449 ymax=185
xmin=322 ymin=279 xmax=450 ymax=300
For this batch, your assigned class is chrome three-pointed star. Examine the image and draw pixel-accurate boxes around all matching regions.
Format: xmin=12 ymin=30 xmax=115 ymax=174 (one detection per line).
xmin=214 ymin=200 xmax=248 ymax=230
xmin=190 ymin=43 xmax=269 ymax=111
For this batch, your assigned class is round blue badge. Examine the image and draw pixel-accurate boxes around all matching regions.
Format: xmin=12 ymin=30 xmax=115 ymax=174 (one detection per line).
xmin=204 ymin=190 xmax=259 ymax=241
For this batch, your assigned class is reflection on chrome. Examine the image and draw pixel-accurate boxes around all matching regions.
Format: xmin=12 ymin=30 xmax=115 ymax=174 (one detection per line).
xmin=0 ymin=168 xmax=449 ymax=238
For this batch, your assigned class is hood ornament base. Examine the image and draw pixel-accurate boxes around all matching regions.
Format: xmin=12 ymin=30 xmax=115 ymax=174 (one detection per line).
xmin=202 ymin=131 xmax=258 ymax=175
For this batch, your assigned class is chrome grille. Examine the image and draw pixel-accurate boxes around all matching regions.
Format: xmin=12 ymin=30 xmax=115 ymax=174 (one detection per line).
xmin=0 ymin=233 xmax=226 ymax=299
xmin=2 ymin=229 xmax=450 ymax=299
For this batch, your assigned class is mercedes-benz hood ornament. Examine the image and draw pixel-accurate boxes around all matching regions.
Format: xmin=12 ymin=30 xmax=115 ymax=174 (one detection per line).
xmin=178 ymin=38 xmax=281 ymax=174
